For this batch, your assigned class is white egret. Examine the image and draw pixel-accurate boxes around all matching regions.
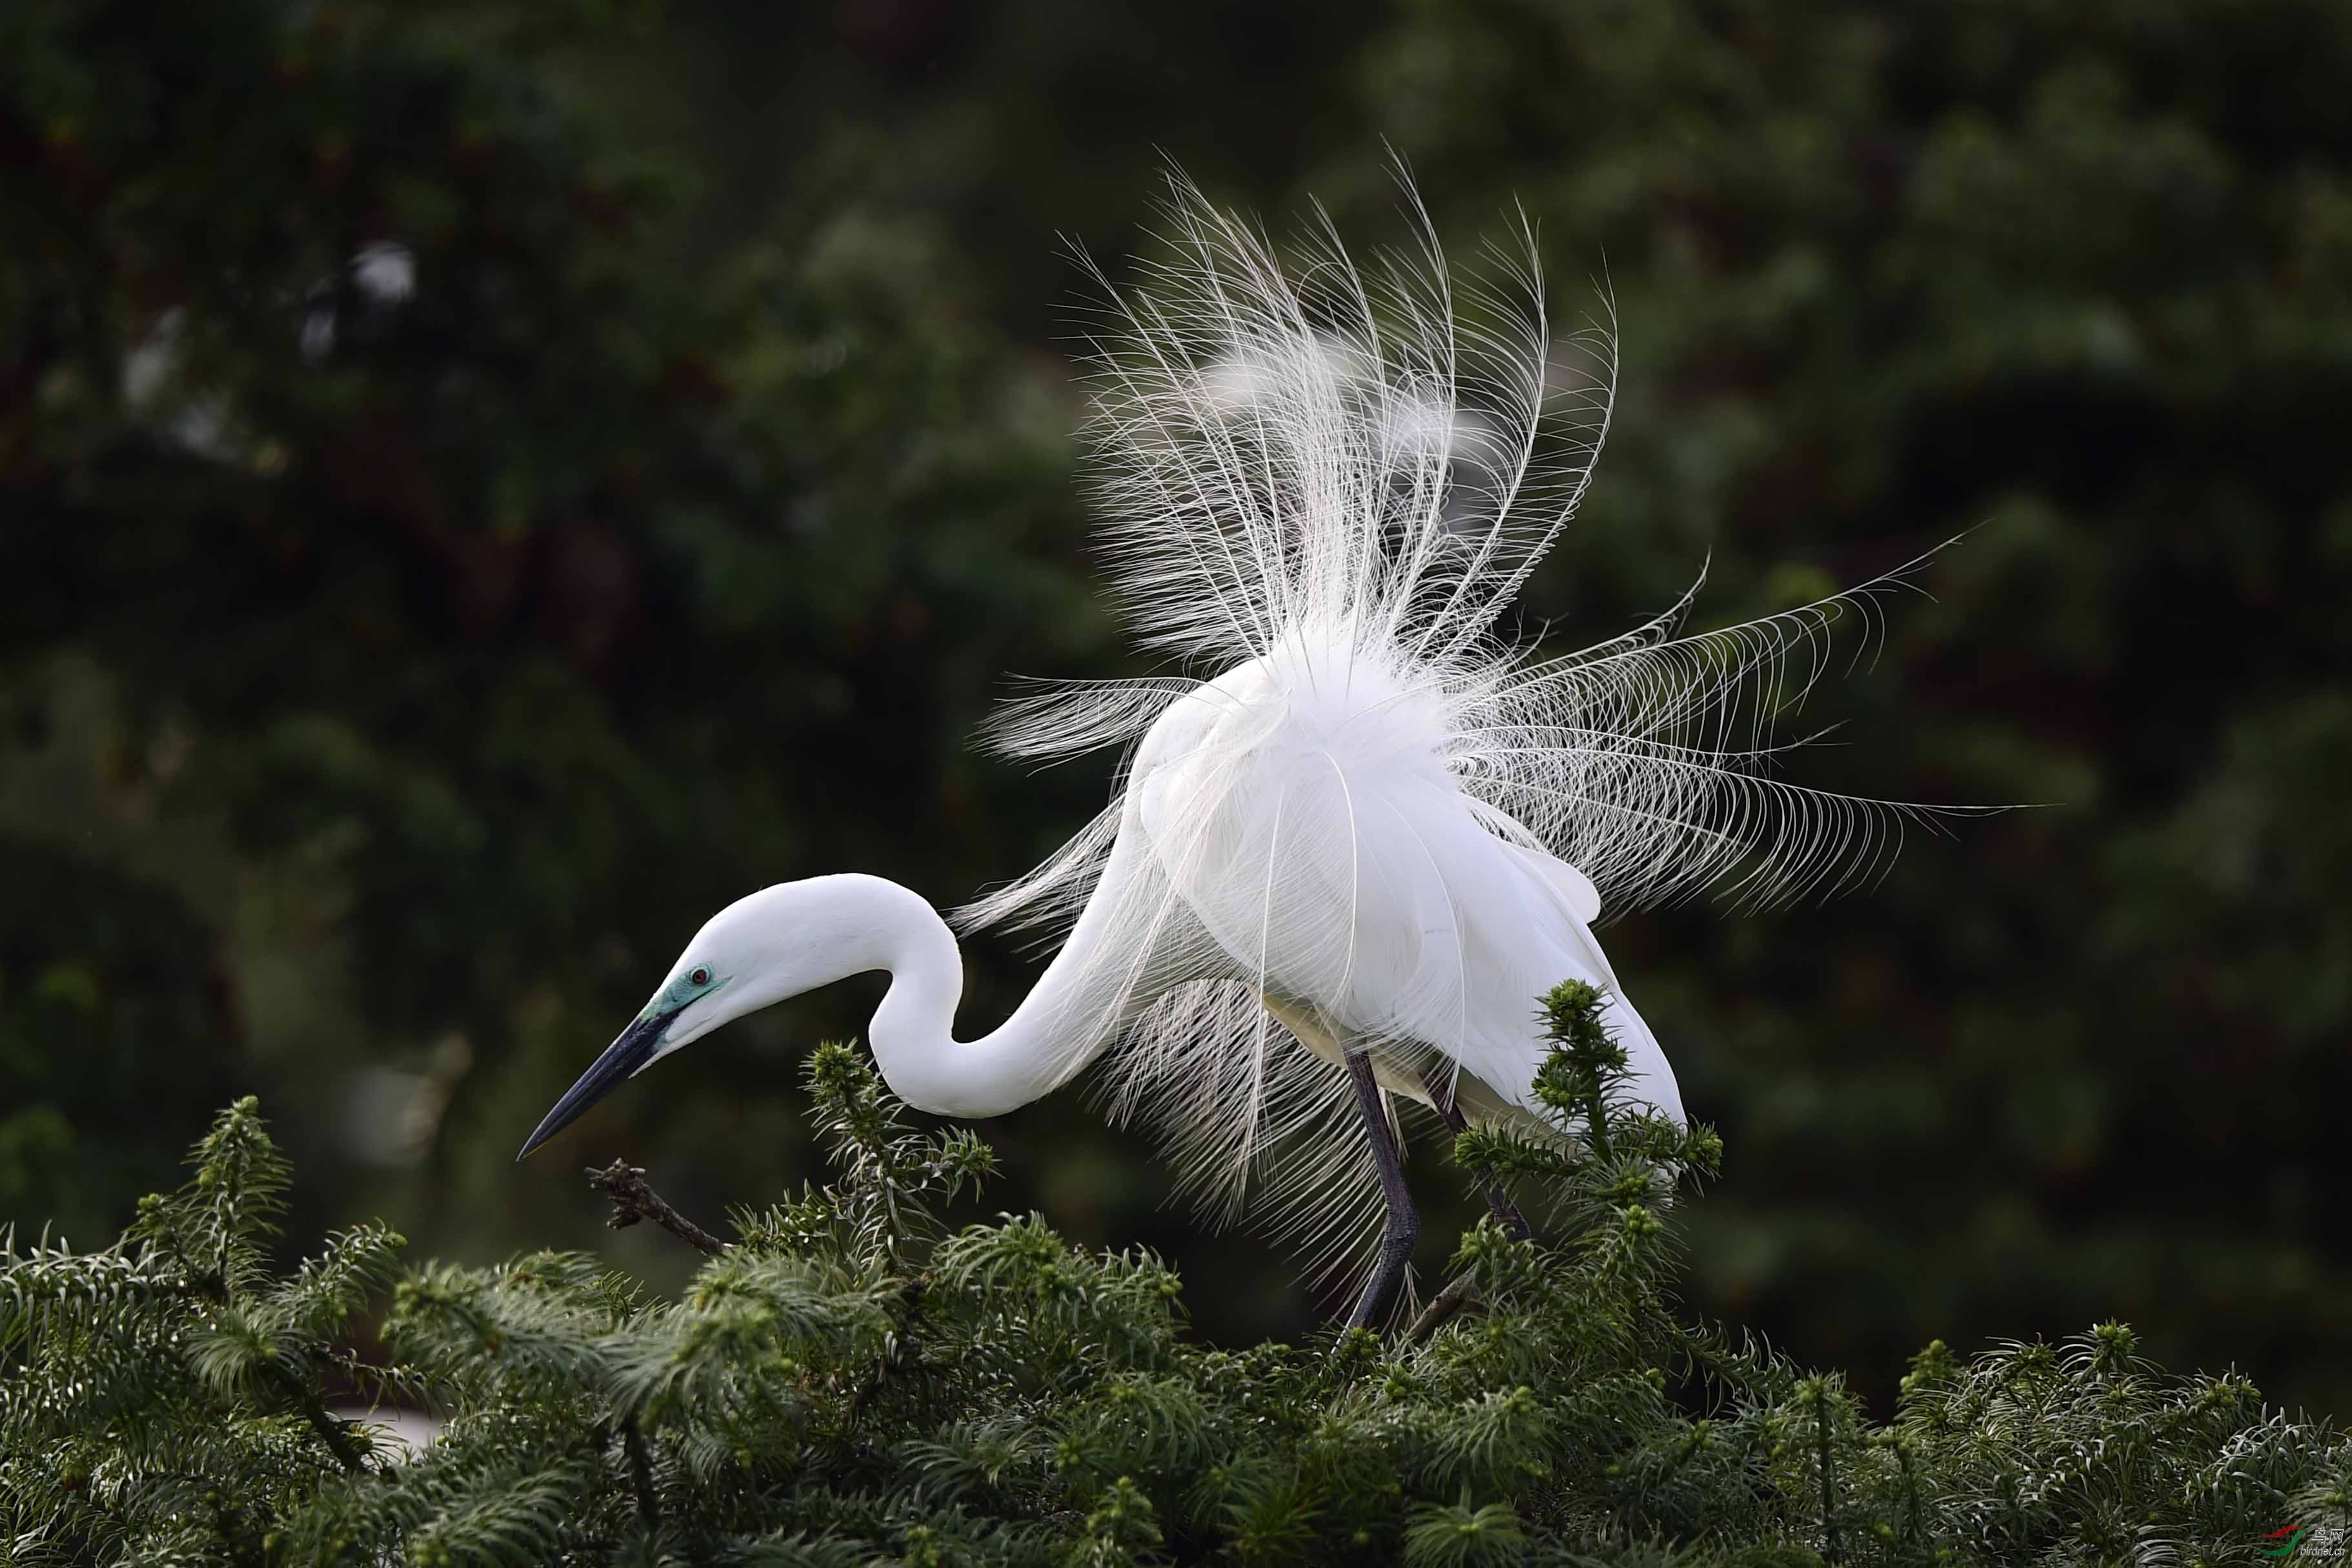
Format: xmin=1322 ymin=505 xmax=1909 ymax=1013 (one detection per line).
xmin=522 ymin=176 xmax=1985 ymax=1326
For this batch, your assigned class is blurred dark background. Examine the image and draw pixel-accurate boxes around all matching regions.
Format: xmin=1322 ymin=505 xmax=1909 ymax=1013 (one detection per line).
xmin=6 ymin=0 xmax=2350 ymax=1416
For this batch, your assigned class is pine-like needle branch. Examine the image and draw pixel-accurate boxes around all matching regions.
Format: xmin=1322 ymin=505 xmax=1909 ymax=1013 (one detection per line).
xmin=5 ymin=1016 xmax=2349 ymax=1565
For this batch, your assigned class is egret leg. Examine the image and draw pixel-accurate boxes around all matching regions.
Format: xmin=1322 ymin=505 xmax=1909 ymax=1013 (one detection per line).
xmin=1343 ymin=1047 xmax=1418 ymax=1331
xmin=1419 ymin=1068 xmax=1532 ymax=1241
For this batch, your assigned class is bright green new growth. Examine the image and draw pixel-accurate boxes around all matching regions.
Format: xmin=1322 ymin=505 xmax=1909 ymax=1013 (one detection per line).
xmin=6 ymin=994 xmax=2351 ymax=1564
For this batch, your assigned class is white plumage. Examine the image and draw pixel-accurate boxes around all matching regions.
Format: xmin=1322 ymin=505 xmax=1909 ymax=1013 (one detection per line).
xmin=523 ymin=171 xmax=1986 ymax=1317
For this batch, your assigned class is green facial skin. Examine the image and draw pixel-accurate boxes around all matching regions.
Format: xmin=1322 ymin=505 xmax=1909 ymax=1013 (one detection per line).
xmin=643 ymin=965 xmax=725 ymax=1023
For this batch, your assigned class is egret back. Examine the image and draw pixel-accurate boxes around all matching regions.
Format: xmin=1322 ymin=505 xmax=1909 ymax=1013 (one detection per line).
xmin=1127 ymin=631 xmax=1679 ymax=1114
xmin=1117 ymin=629 xmax=1686 ymax=1276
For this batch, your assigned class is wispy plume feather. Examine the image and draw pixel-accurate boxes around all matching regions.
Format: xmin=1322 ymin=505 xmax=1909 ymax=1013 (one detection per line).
xmin=955 ymin=166 xmax=1994 ymax=1294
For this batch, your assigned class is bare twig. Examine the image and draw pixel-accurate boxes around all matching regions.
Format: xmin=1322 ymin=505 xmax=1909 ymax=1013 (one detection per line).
xmin=1405 ymin=1272 xmax=1481 ymax=1343
xmin=585 ymin=1159 xmax=729 ymax=1256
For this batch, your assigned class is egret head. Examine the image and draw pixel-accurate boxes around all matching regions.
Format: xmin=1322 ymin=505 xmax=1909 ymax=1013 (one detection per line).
xmin=514 ymin=951 xmax=731 ymax=1161
xmin=516 ymin=879 xmax=889 ymax=1160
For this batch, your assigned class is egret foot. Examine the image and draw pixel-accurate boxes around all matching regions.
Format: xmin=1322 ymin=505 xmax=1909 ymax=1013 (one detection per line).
xmin=1343 ymin=1047 xmax=1419 ymax=1330
xmin=1419 ymin=1067 xmax=1532 ymax=1241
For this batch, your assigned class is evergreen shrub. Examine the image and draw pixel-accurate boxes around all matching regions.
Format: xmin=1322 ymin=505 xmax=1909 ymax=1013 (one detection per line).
xmin=5 ymin=986 xmax=2347 ymax=1563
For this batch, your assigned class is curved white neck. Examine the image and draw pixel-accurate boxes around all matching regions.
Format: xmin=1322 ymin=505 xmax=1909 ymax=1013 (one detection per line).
xmin=802 ymin=874 xmax=1108 ymax=1118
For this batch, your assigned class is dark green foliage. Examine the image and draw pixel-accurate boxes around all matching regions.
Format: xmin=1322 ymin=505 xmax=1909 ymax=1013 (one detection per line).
xmin=0 ymin=0 xmax=1099 ymax=1294
xmin=1459 ymin=981 xmax=1728 ymax=1238
xmin=1 ymin=1099 xmax=401 ymax=1560
xmin=7 ymin=0 xmax=2352 ymax=1414
xmin=8 ymin=994 xmax=2348 ymax=1563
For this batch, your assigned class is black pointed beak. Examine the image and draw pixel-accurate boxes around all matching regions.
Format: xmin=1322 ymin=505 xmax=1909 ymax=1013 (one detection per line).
xmin=516 ymin=1007 xmax=680 ymax=1160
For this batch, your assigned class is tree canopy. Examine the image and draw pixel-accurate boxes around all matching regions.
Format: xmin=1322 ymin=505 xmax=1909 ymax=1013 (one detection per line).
xmin=10 ymin=991 xmax=2345 ymax=1564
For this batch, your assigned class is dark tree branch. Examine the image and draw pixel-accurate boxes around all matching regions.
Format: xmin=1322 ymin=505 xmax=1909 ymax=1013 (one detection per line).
xmin=585 ymin=1160 xmax=729 ymax=1256
xmin=621 ymin=1414 xmax=661 ymax=1529
xmin=265 ymin=1360 xmax=372 ymax=1474
xmin=1406 ymin=1273 xmax=1481 ymax=1343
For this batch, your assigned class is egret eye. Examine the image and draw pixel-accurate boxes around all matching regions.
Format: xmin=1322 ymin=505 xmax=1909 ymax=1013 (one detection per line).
xmin=689 ymin=965 xmax=711 ymax=988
